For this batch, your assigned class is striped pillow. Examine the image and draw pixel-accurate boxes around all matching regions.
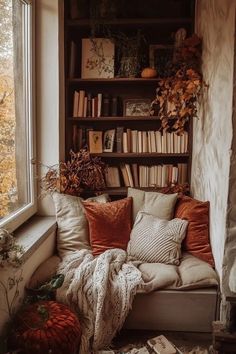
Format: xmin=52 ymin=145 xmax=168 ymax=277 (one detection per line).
xmin=127 ymin=211 xmax=188 ymax=265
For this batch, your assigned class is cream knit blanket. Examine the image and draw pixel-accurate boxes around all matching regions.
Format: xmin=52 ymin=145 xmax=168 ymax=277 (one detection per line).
xmin=56 ymin=248 xmax=143 ymax=354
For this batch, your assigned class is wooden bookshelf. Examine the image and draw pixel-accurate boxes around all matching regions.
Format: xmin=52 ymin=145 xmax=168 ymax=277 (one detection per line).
xmin=64 ymin=0 xmax=195 ymax=197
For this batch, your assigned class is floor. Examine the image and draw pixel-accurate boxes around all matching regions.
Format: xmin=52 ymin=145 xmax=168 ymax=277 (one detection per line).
xmin=111 ymin=330 xmax=213 ymax=353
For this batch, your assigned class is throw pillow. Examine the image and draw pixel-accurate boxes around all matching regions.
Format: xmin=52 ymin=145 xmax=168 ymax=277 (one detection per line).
xmin=52 ymin=192 xmax=109 ymax=257
xmin=83 ymin=197 xmax=132 ymax=256
xmin=127 ymin=211 xmax=188 ymax=265
xmin=174 ymin=195 xmax=215 ymax=267
xmin=128 ymin=187 xmax=178 ymax=222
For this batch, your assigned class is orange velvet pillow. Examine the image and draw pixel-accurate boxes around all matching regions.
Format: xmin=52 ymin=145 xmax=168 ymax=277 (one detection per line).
xmin=83 ymin=197 xmax=132 ymax=256
xmin=174 ymin=195 xmax=214 ymax=267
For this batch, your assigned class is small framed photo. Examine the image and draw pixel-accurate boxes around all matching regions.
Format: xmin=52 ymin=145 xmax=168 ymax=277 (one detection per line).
xmin=149 ymin=44 xmax=173 ymax=77
xmin=123 ymin=99 xmax=151 ymax=117
xmin=103 ymin=129 xmax=115 ymax=152
xmin=89 ymin=131 xmax=103 ymax=153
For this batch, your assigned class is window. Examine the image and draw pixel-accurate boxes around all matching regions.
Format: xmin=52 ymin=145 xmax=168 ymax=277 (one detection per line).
xmin=0 ymin=0 xmax=36 ymax=231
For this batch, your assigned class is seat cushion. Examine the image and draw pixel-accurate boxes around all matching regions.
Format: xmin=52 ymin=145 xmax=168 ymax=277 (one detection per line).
xmin=137 ymin=252 xmax=218 ymax=293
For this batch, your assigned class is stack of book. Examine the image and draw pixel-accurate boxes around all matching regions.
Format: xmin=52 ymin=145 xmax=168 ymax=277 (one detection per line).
xmin=73 ymin=90 xmax=103 ymax=118
xmin=117 ymin=128 xmax=188 ymax=154
xmin=105 ymin=163 xmax=188 ymax=188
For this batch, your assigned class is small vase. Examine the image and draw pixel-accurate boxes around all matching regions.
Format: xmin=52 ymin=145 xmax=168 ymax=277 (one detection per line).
xmin=118 ymin=56 xmax=140 ymax=78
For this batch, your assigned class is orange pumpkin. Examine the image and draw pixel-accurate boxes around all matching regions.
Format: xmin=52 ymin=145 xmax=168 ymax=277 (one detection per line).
xmin=14 ymin=301 xmax=81 ymax=354
xmin=141 ymin=67 xmax=157 ymax=78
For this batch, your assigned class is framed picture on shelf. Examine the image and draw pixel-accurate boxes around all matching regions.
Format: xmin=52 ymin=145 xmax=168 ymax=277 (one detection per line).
xmin=149 ymin=44 xmax=174 ymax=77
xmin=123 ymin=99 xmax=151 ymax=117
xmin=81 ymin=38 xmax=115 ymax=79
xmin=89 ymin=131 xmax=103 ymax=153
xmin=103 ymin=129 xmax=115 ymax=152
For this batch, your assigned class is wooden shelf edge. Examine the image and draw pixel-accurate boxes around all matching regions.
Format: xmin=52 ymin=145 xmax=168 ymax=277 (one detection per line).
xmin=90 ymin=153 xmax=189 ymax=158
xmin=68 ymin=77 xmax=161 ymax=84
xmin=68 ymin=116 xmax=159 ymax=121
xmin=67 ymin=17 xmax=193 ymax=27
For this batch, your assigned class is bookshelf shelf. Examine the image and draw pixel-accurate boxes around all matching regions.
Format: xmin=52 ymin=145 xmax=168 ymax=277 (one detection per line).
xmin=90 ymin=153 xmax=189 ymax=158
xmin=64 ymin=0 xmax=195 ymax=197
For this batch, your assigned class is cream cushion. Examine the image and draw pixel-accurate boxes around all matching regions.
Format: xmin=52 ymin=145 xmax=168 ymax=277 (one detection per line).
xmin=128 ymin=187 xmax=178 ymax=222
xmin=138 ymin=252 xmax=218 ymax=292
xmin=52 ymin=192 xmax=109 ymax=257
xmin=127 ymin=211 xmax=188 ymax=265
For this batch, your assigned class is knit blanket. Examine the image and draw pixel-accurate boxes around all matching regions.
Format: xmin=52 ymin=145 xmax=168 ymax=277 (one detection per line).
xmin=56 ymin=248 xmax=143 ymax=354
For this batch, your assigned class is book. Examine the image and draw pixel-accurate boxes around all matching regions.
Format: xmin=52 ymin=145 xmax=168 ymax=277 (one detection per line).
xmin=131 ymin=130 xmax=138 ymax=153
xmin=123 ymin=132 xmax=128 ymax=153
xmin=150 ymin=130 xmax=157 ymax=152
xmin=120 ymin=164 xmax=130 ymax=187
xmin=83 ymin=96 xmax=88 ymax=117
xmin=147 ymin=335 xmax=177 ymax=354
xmin=125 ymin=164 xmax=134 ymax=187
xmin=87 ymin=93 xmax=92 ymax=117
xmin=138 ymin=131 xmax=142 ymax=153
xmin=116 ymin=127 xmax=123 ymax=153
xmin=127 ymin=128 xmax=132 ymax=152
xmin=78 ymin=90 xmax=85 ymax=117
xmin=97 ymin=93 xmax=102 ymax=117
xmin=72 ymin=125 xmax=78 ymax=151
xmin=155 ymin=131 xmax=162 ymax=153
xmin=102 ymin=94 xmax=110 ymax=116
xmin=105 ymin=167 xmax=120 ymax=187
xmin=73 ymin=91 xmax=79 ymax=117
xmin=131 ymin=163 xmax=139 ymax=187
xmin=88 ymin=131 xmax=103 ymax=153
xmin=142 ymin=131 xmax=148 ymax=153
xmin=81 ymin=38 xmax=115 ymax=79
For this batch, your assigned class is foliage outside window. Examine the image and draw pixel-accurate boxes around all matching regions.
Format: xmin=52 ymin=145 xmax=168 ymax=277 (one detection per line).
xmin=0 ymin=0 xmax=36 ymax=231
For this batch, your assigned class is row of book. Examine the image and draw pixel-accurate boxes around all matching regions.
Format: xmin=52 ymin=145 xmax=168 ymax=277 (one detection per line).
xmin=117 ymin=128 xmax=188 ymax=154
xmin=105 ymin=163 xmax=188 ymax=188
xmin=73 ymin=90 xmax=119 ymax=118
xmin=72 ymin=126 xmax=189 ymax=154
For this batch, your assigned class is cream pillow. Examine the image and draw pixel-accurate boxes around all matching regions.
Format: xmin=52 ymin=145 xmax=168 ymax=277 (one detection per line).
xmin=127 ymin=211 xmax=188 ymax=265
xmin=128 ymin=187 xmax=178 ymax=221
xmin=52 ymin=192 xmax=109 ymax=257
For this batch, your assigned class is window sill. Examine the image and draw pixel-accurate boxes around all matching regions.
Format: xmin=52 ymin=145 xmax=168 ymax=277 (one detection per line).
xmin=15 ymin=215 xmax=57 ymax=262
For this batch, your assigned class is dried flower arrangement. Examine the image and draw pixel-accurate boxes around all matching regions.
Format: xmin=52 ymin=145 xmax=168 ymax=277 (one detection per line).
xmin=150 ymin=34 xmax=204 ymax=134
xmin=40 ymin=149 xmax=107 ymax=196
xmin=0 ymin=229 xmax=24 ymax=268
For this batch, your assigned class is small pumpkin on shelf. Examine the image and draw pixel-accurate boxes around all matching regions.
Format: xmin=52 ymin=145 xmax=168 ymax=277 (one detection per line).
xmin=141 ymin=67 xmax=157 ymax=78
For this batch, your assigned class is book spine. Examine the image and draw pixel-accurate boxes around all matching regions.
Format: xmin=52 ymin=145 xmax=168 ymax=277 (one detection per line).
xmin=97 ymin=93 xmax=102 ymax=117
xmin=116 ymin=127 xmax=124 ymax=153
xmin=78 ymin=90 xmax=85 ymax=117
xmin=102 ymin=94 xmax=110 ymax=116
xmin=87 ymin=93 xmax=92 ymax=117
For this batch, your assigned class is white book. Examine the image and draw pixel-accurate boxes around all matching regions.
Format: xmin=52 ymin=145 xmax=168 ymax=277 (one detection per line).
xmin=125 ymin=164 xmax=134 ymax=187
xmin=105 ymin=167 xmax=120 ymax=187
xmin=131 ymin=130 xmax=138 ymax=153
xmin=138 ymin=131 xmax=142 ymax=153
xmin=142 ymin=131 xmax=148 ymax=153
xmin=161 ymin=130 xmax=167 ymax=153
xmin=139 ymin=165 xmax=144 ymax=187
xmin=78 ymin=90 xmax=85 ymax=117
xmin=73 ymin=91 xmax=79 ymax=117
xmin=172 ymin=166 xmax=178 ymax=185
xmin=180 ymin=133 xmax=185 ymax=153
xmin=83 ymin=96 xmax=88 ymax=117
xmin=97 ymin=93 xmax=102 ymax=117
xmin=123 ymin=132 xmax=128 ymax=153
xmin=157 ymin=165 xmax=162 ymax=187
xmin=161 ymin=164 xmax=168 ymax=187
xmin=155 ymin=131 xmax=162 ymax=153
xmin=170 ymin=132 xmax=174 ymax=153
xmin=145 ymin=166 xmax=149 ymax=187
xmin=177 ymin=134 xmax=181 ymax=153
xmin=150 ymin=131 xmax=157 ymax=152
xmin=149 ymin=166 xmax=156 ymax=187
xmin=147 ymin=131 xmax=152 ymax=153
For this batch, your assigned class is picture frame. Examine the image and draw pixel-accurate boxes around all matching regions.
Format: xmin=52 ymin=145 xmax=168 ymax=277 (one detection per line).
xmin=88 ymin=130 xmax=103 ymax=153
xmin=149 ymin=44 xmax=174 ymax=77
xmin=123 ymin=98 xmax=151 ymax=117
xmin=103 ymin=129 xmax=115 ymax=152
xmin=81 ymin=38 xmax=115 ymax=79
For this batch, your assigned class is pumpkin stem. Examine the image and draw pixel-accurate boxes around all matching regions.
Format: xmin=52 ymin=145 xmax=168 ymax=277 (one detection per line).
xmin=37 ymin=305 xmax=49 ymax=322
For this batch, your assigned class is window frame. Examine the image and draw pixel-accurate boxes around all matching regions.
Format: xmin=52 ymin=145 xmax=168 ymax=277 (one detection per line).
xmin=0 ymin=0 xmax=36 ymax=232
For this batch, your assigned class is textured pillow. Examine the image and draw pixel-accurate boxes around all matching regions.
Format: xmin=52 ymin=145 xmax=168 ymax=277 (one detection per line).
xmin=128 ymin=187 xmax=178 ymax=222
xmin=83 ymin=197 xmax=132 ymax=256
xmin=52 ymin=192 xmax=109 ymax=257
xmin=174 ymin=195 xmax=214 ymax=267
xmin=127 ymin=211 xmax=188 ymax=265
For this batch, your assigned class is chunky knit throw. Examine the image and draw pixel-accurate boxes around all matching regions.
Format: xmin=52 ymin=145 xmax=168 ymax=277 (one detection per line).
xmin=56 ymin=248 xmax=143 ymax=354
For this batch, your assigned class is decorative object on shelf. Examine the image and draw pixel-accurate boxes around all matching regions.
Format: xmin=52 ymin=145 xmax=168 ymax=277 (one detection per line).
xmin=141 ymin=67 xmax=157 ymax=78
xmin=89 ymin=131 xmax=103 ymax=153
xmin=150 ymin=33 xmax=203 ymax=133
xmin=81 ymin=38 xmax=115 ymax=79
xmin=123 ymin=99 xmax=151 ymax=117
xmin=40 ymin=150 xmax=107 ymax=197
xmin=103 ymin=129 xmax=115 ymax=152
xmin=13 ymin=301 xmax=81 ymax=354
xmin=149 ymin=44 xmax=174 ymax=77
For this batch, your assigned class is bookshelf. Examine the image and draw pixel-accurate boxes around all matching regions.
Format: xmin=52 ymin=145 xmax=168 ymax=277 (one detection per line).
xmin=63 ymin=0 xmax=195 ymax=197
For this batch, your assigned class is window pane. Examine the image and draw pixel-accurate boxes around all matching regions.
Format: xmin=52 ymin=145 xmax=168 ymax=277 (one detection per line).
xmin=0 ymin=0 xmax=34 ymax=224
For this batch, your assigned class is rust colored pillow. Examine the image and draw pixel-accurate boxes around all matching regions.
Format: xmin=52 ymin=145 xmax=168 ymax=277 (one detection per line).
xmin=83 ymin=197 xmax=132 ymax=256
xmin=174 ymin=196 xmax=214 ymax=267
